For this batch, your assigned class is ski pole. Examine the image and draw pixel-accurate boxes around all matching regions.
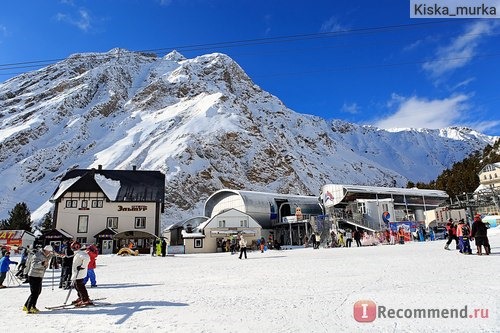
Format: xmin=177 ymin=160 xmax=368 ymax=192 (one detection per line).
xmin=63 ymin=267 xmax=81 ymax=305
xmin=64 ymin=274 xmax=76 ymax=305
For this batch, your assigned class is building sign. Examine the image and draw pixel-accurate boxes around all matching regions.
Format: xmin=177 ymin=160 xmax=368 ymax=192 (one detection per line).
xmin=0 ymin=230 xmax=20 ymax=240
xmin=0 ymin=230 xmax=23 ymax=246
xmin=118 ymin=205 xmax=148 ymax=212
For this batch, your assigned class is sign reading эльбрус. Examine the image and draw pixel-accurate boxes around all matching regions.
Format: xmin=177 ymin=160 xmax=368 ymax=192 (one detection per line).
xmin=117 ymin=205 xmax=148 ymax=211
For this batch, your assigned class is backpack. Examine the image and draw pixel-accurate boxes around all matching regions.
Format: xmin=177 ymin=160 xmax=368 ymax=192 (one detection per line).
xmin=462 ymin=225 xmax=470 ymax=238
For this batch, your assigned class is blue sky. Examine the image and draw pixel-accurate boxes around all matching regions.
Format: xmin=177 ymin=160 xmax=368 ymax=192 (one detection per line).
xmin=0 ymin=1 xmax=499 ymax=136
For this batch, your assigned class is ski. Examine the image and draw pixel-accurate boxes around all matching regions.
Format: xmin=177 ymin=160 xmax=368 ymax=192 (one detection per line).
xmin=45 ymin=297 xmax=108 ymax=310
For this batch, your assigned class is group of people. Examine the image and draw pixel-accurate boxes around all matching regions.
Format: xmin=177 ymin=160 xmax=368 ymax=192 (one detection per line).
xmin=151 ymin=238 xmax=167 ymax=257
xmin=445 ymin=215 xmax=491 ymax=255
xmin=323 ymin=229 xmax=363 ymax=248
xmin=0 ymin=240 xmax=99 ymax=314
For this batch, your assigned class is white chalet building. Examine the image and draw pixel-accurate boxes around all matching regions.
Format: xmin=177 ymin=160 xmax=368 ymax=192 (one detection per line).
xmin=50 ymin=166 xmax=165 ymax=254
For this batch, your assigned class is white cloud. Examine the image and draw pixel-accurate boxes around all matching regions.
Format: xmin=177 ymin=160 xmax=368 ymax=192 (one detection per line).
xmin=422 ymin=21 xmax=497 ymax=77
xmin=0 ymin=25 xmax=7 ymax=37
xmin=375 ymin=94 xmax=469 ymax=129
xmin=56 ymin=8 xmax=92 ymax=32
xmin=341 ymin=102 xmax=359 ymax=114
xmin=402 ymin=39 xmax=423 ymax=52
xmin=450 ymin=77 xmax=475 ymax=90
xmin=263 ymin=14 xmax=272 ymax=36
xmin=320 ymin=16 xmax=346 ymax=32
xmin=466 ymin=119 xmax=500 ymax=134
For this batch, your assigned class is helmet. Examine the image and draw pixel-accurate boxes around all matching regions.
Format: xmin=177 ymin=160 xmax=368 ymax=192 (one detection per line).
xmin=43 ymin=245 xmax=54 ymax=252
xmin=70 ymin=241 xmax=81 ymax=250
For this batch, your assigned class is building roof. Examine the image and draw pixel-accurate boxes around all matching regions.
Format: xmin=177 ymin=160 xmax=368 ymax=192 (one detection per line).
xmin=42 ymin=228 xmax=74 ymax=239
xmin=320 ymin=184 xmax=448 ymax=207
xmin=204 ymin=189 xmax=323 ymax=229
xmin=478 ymin=162 xmax=500 ymax=174
xmin=50 ymin=168 xmax=165 ymax=203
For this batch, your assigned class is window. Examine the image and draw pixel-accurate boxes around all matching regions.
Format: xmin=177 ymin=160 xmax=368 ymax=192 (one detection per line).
xmin=240 ymin=219 xmax=248 ymax=227
xmin=107 ymin=217 xmax=118 ymax=229
xmin=357 ymin=202 xmax=366 ymax=214
xmin=135 ymin=217 xmax=146 ymax=229
xmin=76 ymin=237 xmax=87 ymax=244
xmin=66 ymin=200 xmax=78 ymax=208
xmin=81 ymin=200 xmax=88 ymax=208
xmin=91 ymin=200 xmax=103 ymax=208
xmin=194 ymin=239 xmax=203 ymax=248
xmin=218 ymin=220 xmax=226 ymax=227
xmin=77 ymin=215 xmax=89 ymax=233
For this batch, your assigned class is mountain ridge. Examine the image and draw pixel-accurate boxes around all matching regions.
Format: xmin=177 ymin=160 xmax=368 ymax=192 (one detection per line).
xmin=0 ymin=49 xmax=497 ymax=226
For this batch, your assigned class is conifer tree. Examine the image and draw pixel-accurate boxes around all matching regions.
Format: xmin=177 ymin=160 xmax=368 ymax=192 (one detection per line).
xmin=0 ymin=202 xmax=32 ymax=232
xmin=40 ymin=212 xmax=54 ymax=231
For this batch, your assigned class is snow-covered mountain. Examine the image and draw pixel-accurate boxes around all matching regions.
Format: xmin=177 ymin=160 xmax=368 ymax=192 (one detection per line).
xmin=0 ymin=49 xmax=497 ymax=226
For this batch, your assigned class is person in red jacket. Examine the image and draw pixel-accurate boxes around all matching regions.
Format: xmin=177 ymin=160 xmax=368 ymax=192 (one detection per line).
xmin=444 ymin=218 xmax=459 ymax=250
xmin=83 ymin=244 xmax=98 ymax=287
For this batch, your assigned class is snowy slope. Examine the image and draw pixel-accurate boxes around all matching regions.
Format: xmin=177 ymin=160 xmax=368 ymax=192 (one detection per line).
xmin=0 ymin=49 xmax=497 ymax=226
xmin=1 ymin=227 xmax=499 ymax=333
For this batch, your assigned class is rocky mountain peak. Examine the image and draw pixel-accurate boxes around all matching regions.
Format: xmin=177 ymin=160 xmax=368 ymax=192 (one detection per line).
xmin=0 ymin=49 xmax=497 ymax=226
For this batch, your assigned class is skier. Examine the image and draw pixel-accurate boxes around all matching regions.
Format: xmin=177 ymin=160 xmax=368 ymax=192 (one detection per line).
xmin=59 ymin=240 xmax=74 ymax=289
xmin=84 ymin=244 xmax=98 ymax=288
xmin=70 ymin=242 xmax=92 ymax=306
xmin=23 ymin=245 xmax=54 ymax=313
xmin=456 ymin=219 xmax=465 ymax=252
xmin=460 ymin=220 xmax=472 ymax=255
xmin=444 ymin=218 xmax=459 ymax=250
xmin=0 ymin=251 xmax=18 ymax=288
xmin=15 ymin=246 xmax=29 ymax=278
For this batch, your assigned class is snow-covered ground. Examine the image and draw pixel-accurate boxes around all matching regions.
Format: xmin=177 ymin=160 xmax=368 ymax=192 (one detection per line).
xmin=1 ymin=228 xmax=499 ymax=333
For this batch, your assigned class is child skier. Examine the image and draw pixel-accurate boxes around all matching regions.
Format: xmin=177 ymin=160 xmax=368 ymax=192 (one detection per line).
xmin=460 ymin=221 xmax=472 ymax=255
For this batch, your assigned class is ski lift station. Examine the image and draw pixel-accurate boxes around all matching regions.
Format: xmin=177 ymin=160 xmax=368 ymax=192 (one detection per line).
xmin=165 ymin=189 xmax=324 ymax=253
xmin=319 ymin=184 xmax=449 ymax=232
xmin=166 ymin=185 xmax=449 ymax=253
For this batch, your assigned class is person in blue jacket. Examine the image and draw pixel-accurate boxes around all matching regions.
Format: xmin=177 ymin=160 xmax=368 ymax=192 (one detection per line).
xmin=0 ymin=251 xmax=18 ymax=288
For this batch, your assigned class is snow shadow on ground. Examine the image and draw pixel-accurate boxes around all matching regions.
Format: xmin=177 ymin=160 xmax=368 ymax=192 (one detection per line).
xmin=245 ymin=255 xmax=287 ymax=260
xmin=89 ymin=282 xmax=165 ymax=289
xmin=47 ymin=300 xmax=189 ymax=325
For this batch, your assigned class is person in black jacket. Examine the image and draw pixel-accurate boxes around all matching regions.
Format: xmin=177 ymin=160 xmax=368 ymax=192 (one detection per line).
xmin=444 ymin=218 xmax=459 ymax=250
xmin=161 ymin=238 xmax=167 ymax=257
xmin=59 ymin=240 xmax=74 ymax=289
xmin=354 ymin=229 xmax=362 ymax=247
xmin=471 ymin=214 xmax=490 ymax=255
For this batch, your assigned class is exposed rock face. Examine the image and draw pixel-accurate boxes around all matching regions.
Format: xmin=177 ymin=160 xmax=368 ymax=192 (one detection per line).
xmin=0 ymin=49 xmax=496 ymax=226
